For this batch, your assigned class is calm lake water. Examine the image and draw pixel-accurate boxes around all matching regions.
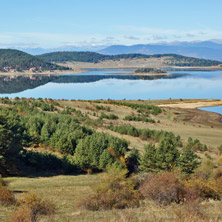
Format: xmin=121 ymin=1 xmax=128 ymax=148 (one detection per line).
xmin=0 ymin=69 xmax=222 ymax=101
xmin=199 ymin=106 xmax=222 ymax=116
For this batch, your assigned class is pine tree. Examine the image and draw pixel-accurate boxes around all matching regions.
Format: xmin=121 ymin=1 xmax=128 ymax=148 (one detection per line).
xmin=139 ymin=143 xmax=157 ymax=173
xmin=178 ymin=147 xmax=200 ymax=174
xmin=155 ymin=135 xmax=180 ymax=170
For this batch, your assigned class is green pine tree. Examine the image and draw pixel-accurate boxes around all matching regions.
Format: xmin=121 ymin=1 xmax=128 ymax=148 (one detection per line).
xmin=139 ymin=143 xmax=157 ymax=173
xmin=178 ymin=147 xmax=201 ymax=174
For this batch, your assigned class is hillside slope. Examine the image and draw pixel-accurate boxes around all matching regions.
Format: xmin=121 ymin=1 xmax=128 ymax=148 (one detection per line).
xmin=0 ymin=49 xmax=69 ymax=72
xmin=38 ymin=51 xmax=222 ymax=67
xmin=37 ymin=51 xmax=150 ymax=63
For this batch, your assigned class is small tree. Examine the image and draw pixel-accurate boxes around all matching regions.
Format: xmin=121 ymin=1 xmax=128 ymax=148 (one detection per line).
xmin=139 ymin=143 xmax=157 ymax=173
xmin=155 ymin=135 xmax=180 ymax=171
xmin=178 ymin=147 xmax=201 ymax=174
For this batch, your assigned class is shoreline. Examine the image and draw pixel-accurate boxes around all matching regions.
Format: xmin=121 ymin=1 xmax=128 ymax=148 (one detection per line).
xmin=130 ymin=72 xmax=171 ymax=76
xmin=159 ymin=100 xmax=222 ymax=109
xmin=0 ymin=69 xmax=85 ymax=77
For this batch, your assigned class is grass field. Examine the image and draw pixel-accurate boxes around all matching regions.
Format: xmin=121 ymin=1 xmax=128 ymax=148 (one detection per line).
xmin=1 ymin=99 xmax=222 ymax=221
xmin=59 ymin=99 xmax=222 ymax=150
xmin=1 ymin=174 xmax=222 ymax=222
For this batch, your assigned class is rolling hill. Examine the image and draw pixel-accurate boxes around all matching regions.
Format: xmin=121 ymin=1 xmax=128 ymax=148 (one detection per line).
xmin=37 ymin=51 xmax=151 ymax=63
xmin=38 ymin=51 xmax=222 ymax=67
xmin=0 ymin=49 xmax=69 ymax=72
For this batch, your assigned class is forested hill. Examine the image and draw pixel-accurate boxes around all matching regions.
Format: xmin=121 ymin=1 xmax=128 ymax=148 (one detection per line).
xmin=37 ymin=51 xmax=150 ymax=63
xmin=0 ymin=49 xmax=69 ymax=72
xmin=38 ymin=51 xmax=222 ymax=67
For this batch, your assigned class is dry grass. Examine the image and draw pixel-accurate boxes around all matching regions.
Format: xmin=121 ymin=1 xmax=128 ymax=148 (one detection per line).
xmin=0 ymin=185 xmax=16 ymax=206
xmin=0 ymin=174 xmax=221 ymax=222
xmin=59 ymin=99 xmax=222 ymax=150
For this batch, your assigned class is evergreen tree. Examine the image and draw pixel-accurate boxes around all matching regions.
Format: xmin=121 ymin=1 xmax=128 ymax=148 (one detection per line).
xmin=178 ymin=147 xmax=201 ymax=174
xmin=0 ymin=109 xmax=23 ymax=175
xmin=139 ymin=143 xmax=157 ymax=173
xmin=155 ymin=135 xmax=180 ymax=170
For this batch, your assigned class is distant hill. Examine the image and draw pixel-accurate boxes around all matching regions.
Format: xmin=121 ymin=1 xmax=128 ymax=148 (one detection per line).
xmin=0 ymin=49 xmax=69 ymax=72
xmin=99 ymin=41 xmax=222 ymax=61
xmin=38 ymin=51 xmax=222 ymax=67
xmin=37 ymin=51 xmax=151 ymax=63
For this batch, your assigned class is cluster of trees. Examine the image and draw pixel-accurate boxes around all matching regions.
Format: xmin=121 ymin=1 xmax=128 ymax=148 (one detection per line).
xmin=0 ymin=99 xmax=130 ymax=175
xmin=135 ymin=68 xmax=166 ymax=74
xmin=139 ymin=137 xmax=200 ymax=174
xmin=0 ymin=97 xmax=205 ymax=178
xmin=95 ymin=105 xmax=111 ymax=112
xmin=99 ymin=112 xmax=118 ymax=120
xmin=96 ymin=100 xmax=162 ymax=115
xmin=0 ymin=49 xmax=69 ymax=72
xmin=110 ymin=124 xmax=181 ymax=145
xmin=164 ymin=54 xmax=222 ymax=67
xmin=123 ymin=115 xmax=155 ymax=123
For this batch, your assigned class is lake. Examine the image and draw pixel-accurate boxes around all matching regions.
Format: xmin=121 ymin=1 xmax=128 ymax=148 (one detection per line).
xmin=0 ymin=69 xmax=222 ymax=100
xmin=198 ymin=106 xmax=222 ymax=116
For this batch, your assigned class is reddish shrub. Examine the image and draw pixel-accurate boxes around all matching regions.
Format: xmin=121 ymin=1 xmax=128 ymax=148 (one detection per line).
xmin=139 ymin=172 xmax=186 ymax=205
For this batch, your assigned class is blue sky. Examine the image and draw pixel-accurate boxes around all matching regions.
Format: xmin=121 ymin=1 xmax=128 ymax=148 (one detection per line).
xmin=1 ymin=0 xmax=222 ymax=48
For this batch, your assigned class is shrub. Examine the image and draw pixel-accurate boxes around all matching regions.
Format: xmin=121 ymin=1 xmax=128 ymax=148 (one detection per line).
xmin=79 ymin=168 xmax=141 ymax=210
xmin=11 ymin=206 xmax=33 ymax=222
xmin=17 ymin=193 xmax=55 ymax=221
xmin=99 ymin=112 xmax=118 ymax=120
xmin=214 ymin=167 xmax=222 ymax=179
xmin=187 ymin=137 xmax=208 ymax=152
xmin=123 ymin=115 xmax=155 ymax=123
xmin=218 ymin=145 xmax=222 ymax=153
xmin=194 ymin=159 xmax=215 ymax=180
xmin=139 ymin=172 xmax=186 ymax=205
xmin=183 ymin=176 xmax=222 ymax=200
xmin=0 ymin=175 xmax=7 ymax=186
xmin=0 ymin=185 xmax=16 ymax=206
xmin=174 ymin=198 xmax=205 ymax=222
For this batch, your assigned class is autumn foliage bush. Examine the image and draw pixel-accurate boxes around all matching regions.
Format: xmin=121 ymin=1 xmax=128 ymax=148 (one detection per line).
xmin=11 ymin=193 xmax=55 ymax=222
xmin=0 ymin=184 xmax=16 ymax=206
xmin=79 ymin=168 xmax=141 ymax=211
xmin=0 ymin=177 xmax=16 ymax=206
xmin=183 ymin=176 xmax=222 ymax=200
xmin=11 ymin=206 xmax=33 ymax=222
xmin=139 ymin=171 xmax=187 ymax=205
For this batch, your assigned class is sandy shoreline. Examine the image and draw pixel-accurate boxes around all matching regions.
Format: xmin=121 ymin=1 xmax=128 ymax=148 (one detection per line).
xmin=159 ymin=100 xmax=222 ymax=109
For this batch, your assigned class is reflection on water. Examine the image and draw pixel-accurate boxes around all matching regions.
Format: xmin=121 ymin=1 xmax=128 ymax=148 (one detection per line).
xmin=0 ymin=70 xmax=222 ymax=100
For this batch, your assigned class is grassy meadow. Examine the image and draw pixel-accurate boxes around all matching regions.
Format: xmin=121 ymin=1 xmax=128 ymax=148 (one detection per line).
xmin=0 ymin=98 xmax=222 ymax=221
